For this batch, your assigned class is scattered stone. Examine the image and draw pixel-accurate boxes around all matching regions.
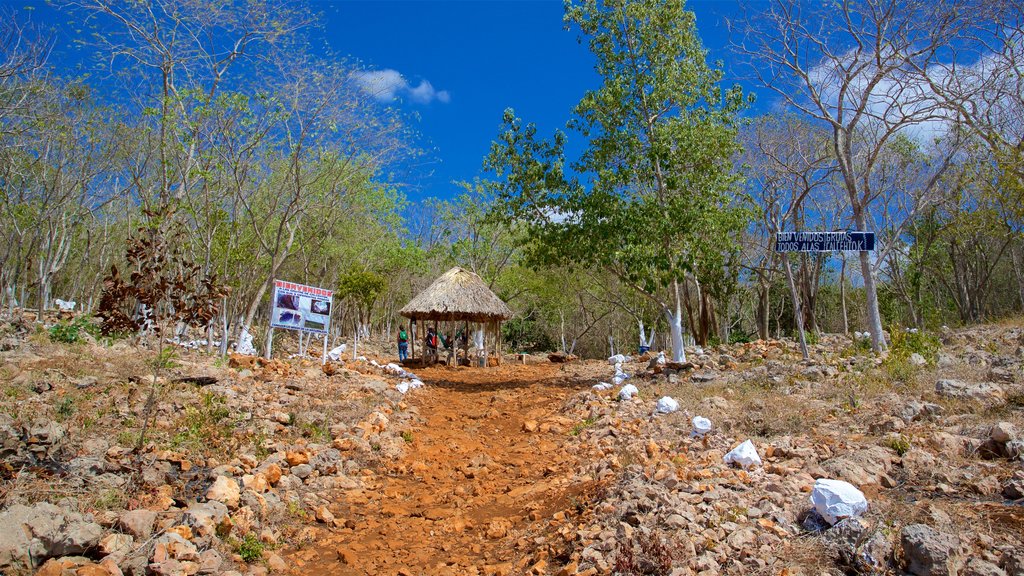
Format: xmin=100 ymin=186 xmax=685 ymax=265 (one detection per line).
xmin=935 ymin=379 xmax=1005 ymax=402
xmin=206 ymin=476 xmax=241 ymax=509
xmin=119 ymin=509 xmax=158 ymax=540
xmin=901 ymin=524 xmax=963 ymax=576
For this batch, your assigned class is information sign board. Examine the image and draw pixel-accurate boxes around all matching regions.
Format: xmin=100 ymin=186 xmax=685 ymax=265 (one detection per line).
xmin=775 ymin=231 xmax=875 ymax=252
xmin=270 ymin=280 xmax=333 ymax=335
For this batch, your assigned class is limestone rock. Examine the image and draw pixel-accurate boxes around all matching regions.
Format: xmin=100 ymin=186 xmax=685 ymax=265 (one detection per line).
xmin=901 ymin=524 xmax=962 ymax=576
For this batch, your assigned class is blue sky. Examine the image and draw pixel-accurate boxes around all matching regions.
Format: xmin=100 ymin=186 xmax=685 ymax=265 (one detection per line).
xmin=11 ymin=0 xmax=770 ymax=203
xmin=320 ymin=0 xmax=762 ymax=201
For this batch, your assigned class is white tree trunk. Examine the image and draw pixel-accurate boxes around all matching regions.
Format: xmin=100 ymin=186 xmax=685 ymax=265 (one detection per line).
xmin=666 ymin=278 xmax=688 ymax=363
xmin=859 ymin=248 xmax=888 ymax=352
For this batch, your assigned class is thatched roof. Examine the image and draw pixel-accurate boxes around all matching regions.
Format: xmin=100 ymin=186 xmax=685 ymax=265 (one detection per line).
xmin=399 ymin=267 xmax=513 ymax=323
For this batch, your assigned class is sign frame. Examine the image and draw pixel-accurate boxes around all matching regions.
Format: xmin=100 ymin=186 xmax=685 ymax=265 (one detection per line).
xmin=267 ymin=280 xmax=334 ymax=363
xmin=775 ymin=231 xmax=875 ymax=252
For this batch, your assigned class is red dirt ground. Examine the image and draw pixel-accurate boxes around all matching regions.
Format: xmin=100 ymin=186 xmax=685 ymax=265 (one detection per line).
xmin=286 ymin=362 xmax=597 ymax=575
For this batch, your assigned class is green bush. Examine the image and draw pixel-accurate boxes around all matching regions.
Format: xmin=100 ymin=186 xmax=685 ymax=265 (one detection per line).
xmin=48 ymin=317 xmax=98 ymax=344
xmin=235 ymin=532 xmax=264 ymax=563
xmin=888 ymin=325 xmax=941 ymax=364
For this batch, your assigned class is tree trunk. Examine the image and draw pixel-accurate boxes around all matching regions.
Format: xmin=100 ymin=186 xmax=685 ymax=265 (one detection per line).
xmin=859 ymin=247 xmax=887 ymax=351
xmin=782 ymin=253 xmax=809 ymax=360
xmin=840 ymin=255 xmax=849 ymax=335
xmin=665 ymin=278 xmax=688 ymax=363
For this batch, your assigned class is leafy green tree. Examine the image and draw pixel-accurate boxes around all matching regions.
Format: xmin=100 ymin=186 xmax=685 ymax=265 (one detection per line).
xmin=486 ymin=0 xmax=749 ymax=361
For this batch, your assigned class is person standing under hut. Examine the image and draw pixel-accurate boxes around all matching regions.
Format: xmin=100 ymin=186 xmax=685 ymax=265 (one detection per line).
xmin=425 ymin=326 xmax=439 ymax=364
xmin=397 ymin=325 xmax=409 ymax=362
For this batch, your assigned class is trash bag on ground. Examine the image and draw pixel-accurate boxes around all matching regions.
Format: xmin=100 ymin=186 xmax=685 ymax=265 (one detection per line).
xmin=592 ymin=382 xmax=613 ymax=391
xmin=328 ymin=344 xmax=347 ymax=361
xmin=655 ymin=396 xmax=679 ymax=414
xmin=54 ymin=299 xmax=76 ymax=311
xmin=723 ymin=439 xmax=762 ymax=469
xmin=692 ymin=416 xmax=713 ymax=437
xmin=618 ymin=384 xmax=639 ymax=401
xmin=810 ymin=479 xmax=868 ymax=525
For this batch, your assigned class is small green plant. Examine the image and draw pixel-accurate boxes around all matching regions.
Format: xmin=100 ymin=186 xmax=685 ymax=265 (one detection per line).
xmin=93 ymin=488 xmax=126 ymax=510
xmin=883 ymin=434 xmax=912 ymax=456
xmin=55 ymin=397 xmax=75 ymax=421
xmin=887 ymin=325 xmax=941 ymax=364
xmin=570 ymin=417 xmax=597 ymax=436
xmin=48 ymin=317 xmax=98 ymax=344
xmin=235 ymin=532 xmax=264 ymax=563
xmin=286 ymin=499 xmax=308 ymax=519
xmin=171 ymin=391 xmax=231 ymax=451
xmin=300 ymin=420 xmax=331 ymax=442
xmin=117 ymin=430 xmax=139 ymax=446
xmin=401 ymin=430 xmax=414 ymax=443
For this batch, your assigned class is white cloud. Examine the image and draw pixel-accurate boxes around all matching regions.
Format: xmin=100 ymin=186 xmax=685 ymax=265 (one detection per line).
xmin=805 ymin=35 xmax=1024 ymax=148
xmin=353 ymin=68 xmax=451 ymax=105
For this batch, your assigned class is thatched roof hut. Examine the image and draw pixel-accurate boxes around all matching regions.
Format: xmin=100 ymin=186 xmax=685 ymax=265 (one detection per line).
xmin=399 ymin=267 xmax=512 ymax=366
xmin=399 ymin=267 xmax=512 ymax=323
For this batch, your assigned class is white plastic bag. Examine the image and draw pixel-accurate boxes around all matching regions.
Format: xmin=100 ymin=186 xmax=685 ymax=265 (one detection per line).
xmin=409 ymin=379 xmax=424 ymax=389
xmin=384 ymin=363 xmax=403 ymax=375
xmin=236 ymin=327 xmax=257 ymax=356
xmin=593 ymin=382 xmax=613 ymax=391
xmin=692 ymin=416 xmax=713 ymax=437
xmin=810 ymin=479 xmax=868 ymax=525
xmin=618 ymin=384 xmax=639 ymax=401
xmin=656 ymin=351 xmax=666 ymax=366
xmin=54 ymin=299 xmax=76 ymax=311
xmin=395 ymin=381 xmax=410 ymax=394
xmin=328 ymin=344 xmax=347 ymax=362
xmin=723 ymin=440 xmax=762 ymax=469
xmin=655 ymin=396 xmax=679 ymax=414
xmin=608 ymin=354 xmax=627 ymax=365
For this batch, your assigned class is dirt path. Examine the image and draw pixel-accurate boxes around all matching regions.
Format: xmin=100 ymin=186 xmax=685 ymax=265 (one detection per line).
xmin=288 ymin=362 xmax=594 ymax=575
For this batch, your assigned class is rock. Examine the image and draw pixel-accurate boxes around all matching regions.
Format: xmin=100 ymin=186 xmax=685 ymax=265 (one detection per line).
xmin=0 ymin=502 xmax=103 ymax=571
xmin=1003 ymin=475 xmax=1024 ymax=500
xmin=291 ymin=464 xmax=313 ymax=479
xmin=98 ymin=533 xmax=134 ymax=558
xmin=119 ymin=509 xmax=158 ymax=540
xmin=285 ymin=451 xmax=309 ymax=466
xmin=909 ymin=353 xmax=927 ymax=366
xmin=206 ymin=476 xmax=241 ymax=509
xmin=266 ymin=553 xmax=287 ymax=572
xmin=935 ymin=379 xmax=1005 ymax=402
xmin=821 ymin=517 xmax=892 ymax=573
xmin=183 ymin=501 xmax=231 ymax=538
xmin=899 ymin=401 xmax=943 ymax=423
xmin=964 ymin=558 xmax=1007 ymax=576
xmin=691 ymin=372 xmax=718 ymax=383
xmin=901 ymin=524 xmax=963 ymax=576
xmin=990 ymin=422 xmax=1018 ymax=444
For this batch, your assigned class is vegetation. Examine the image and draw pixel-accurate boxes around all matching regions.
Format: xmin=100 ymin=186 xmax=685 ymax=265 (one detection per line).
xmin=2 ymin=0 xmax=1024 ymax=360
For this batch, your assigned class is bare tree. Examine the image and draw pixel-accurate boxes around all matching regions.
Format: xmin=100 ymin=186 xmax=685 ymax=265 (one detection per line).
xmin=734 ymin=0 xmax=980 ymax=352
xmin=741 ymin=114 xmax=835 ymax=358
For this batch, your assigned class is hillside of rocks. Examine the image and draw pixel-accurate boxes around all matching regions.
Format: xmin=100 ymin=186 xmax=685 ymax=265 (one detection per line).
xmin=0 ymin=312 xmax=1022 ymax=575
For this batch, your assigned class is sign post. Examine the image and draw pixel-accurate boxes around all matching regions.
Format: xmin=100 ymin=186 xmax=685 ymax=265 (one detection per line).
xmin=773 ymin=231 xmax=876 ymax=360
xmin=267 ymin=280 xmax=334 ymax=365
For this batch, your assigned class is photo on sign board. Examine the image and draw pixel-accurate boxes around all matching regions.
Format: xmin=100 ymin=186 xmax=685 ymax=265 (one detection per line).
xmin=276 ymin=292 xmax=300 ymax=311
xmin=277 ymin=310 xmax=302 ymax=327
xmin=303 ymin=319 xmax=326 ymax=331
xmin=311 ymin=300 xmax=331 ymax=315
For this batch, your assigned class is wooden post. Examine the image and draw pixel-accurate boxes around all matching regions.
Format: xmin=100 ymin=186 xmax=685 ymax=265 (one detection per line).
xmin=322 ymin=332 xmax=328 ymax=365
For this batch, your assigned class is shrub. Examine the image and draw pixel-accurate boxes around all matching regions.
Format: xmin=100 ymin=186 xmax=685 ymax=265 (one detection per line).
xmin=48 ymin=317 xmax=97 ymax=344
xmin=888 ymin=325 xmax=941 ymax=364
xmin=883 ymin=434 xmax=912 ymax=456
xmin=235 ymin=532 xmax=264 ymax=563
